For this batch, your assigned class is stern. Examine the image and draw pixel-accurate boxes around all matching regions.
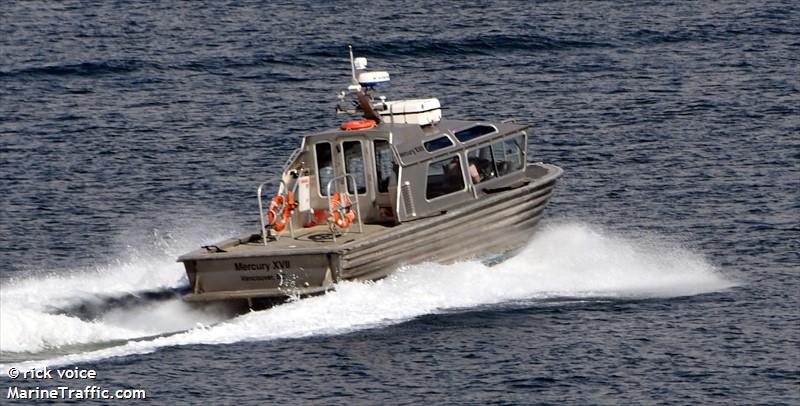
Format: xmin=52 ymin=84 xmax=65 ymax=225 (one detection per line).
xmin=181 ymin=250 xmax=342 ymax=303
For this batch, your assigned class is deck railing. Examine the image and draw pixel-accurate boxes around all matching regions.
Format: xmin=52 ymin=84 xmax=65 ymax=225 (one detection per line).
xmin=257 ymin=178 xmax=298 ymax=246
xmin=326 ymin=174 xmax=364 ymax=242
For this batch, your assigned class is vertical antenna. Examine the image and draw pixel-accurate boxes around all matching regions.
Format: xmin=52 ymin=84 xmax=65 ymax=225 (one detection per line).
xmin=349 ymin=45 xmax=357 ymax=83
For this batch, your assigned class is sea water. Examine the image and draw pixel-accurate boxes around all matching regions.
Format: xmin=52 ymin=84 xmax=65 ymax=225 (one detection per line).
xmin=1 ymin=0 xmax=797 ymax=403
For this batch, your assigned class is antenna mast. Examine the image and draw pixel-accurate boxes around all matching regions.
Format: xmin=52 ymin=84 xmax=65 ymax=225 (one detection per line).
xmin=349 ymin=45 xmax=357 ymax=83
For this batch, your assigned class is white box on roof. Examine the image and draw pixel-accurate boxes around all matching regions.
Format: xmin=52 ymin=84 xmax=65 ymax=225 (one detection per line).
xmin=380 ymin=98 xmax=441 ymax=126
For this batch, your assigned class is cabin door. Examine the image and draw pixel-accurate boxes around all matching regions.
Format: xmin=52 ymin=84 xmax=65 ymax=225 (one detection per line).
xmin=372 ymin=139 xmax=396 ymax=223
xmin=338 ymin=139 xmax=373 ymax=221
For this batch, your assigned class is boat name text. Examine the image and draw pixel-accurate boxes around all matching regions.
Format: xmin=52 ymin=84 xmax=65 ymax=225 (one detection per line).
xmin=234 ymin=260 xmax=291 ymax=272
xmin=398 ymin=146 xmax=424 ymax=159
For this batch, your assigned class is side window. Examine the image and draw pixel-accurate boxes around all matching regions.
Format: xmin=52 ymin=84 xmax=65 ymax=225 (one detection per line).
xmin=315 ymin=142 xmax=333 ymax=195
xmin=423 ymin=135 xmax=453 ymax=152
xmin=493 ymin=134 xmax=525 ymax=176
xmin=467 ymin=145 xmax=496 ymax=184
xmin=454 ymin=124 xmax=496 ymax=143
xmin=374 ymin=140 xmax=392 ymax=193
xmin=426 ymin=155 xmax=465 ymax=200
xmin=467 ymin=133 xmax=525 ymax=183
xmin=343 ymin=141 xmax=366 ymax=194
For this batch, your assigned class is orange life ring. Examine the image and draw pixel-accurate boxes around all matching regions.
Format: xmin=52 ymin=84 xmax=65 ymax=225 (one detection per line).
xmin=340 ymin=118 xmax=376 ymax=131
xmin=329 ymin=192 xmax=356 ymax=228
xmin=266 ymin=192 xmax=296 ymax=232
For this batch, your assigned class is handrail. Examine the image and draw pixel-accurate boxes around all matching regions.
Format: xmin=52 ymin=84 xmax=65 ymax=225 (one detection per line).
xmin=325 ymin=174 xmax=364 ymax=242
xmin=281 ymin=148 xmax=302 ymax=174
xmin=257 ymin=178 xmax=297 ymax=246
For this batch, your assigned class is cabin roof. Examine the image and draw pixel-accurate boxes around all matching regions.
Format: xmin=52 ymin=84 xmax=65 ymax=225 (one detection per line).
xmin=304 ymin=119 xmax=529 ymax=166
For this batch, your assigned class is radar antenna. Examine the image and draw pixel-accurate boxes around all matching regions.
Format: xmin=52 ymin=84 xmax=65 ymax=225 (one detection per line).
xmin=337 ymin=46 xmax=389 ymax=122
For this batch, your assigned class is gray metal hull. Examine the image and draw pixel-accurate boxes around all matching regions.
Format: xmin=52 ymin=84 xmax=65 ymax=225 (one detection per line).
xmin=179 ymin=163 xmax=561 ymax=303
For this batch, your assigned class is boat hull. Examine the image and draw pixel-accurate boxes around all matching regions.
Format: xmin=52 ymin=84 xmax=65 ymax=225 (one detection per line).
xmin=179 ymin=163 xmax=561 ymax=303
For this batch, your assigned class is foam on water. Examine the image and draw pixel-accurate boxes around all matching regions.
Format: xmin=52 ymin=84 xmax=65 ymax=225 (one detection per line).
xmin=0 ymin=228 xmax=234 ymax=354
xmin=0 ymin=222 xmax=736 ymax=374
xmin=0 ymin=259 xmax=177 ymax=353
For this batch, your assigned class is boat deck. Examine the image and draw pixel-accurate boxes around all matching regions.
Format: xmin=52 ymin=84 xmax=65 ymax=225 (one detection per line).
xmin=249 ymin=222 xmax=395 ymax=249
xmin=186 ymin=222 xmax=398 ymax=259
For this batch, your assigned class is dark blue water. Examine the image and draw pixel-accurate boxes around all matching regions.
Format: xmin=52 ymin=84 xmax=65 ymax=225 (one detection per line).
xmin=2 ymin=1 xmax=798 ymax=404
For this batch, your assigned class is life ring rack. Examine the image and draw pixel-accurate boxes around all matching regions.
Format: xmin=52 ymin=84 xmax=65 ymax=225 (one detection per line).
xmin=257 ymin=179 xmax=299 ymax=245
xmin=329 ymin=192 xmax=356 ymax=229
xmin=266 ymin=192 xmax=296 ymax=232
xmin=325 ymin=174 xmax=364 ymax=242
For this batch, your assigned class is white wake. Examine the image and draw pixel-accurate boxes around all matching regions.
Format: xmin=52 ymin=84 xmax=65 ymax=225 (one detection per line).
xmin=0 ymin=228 xmax=234 ymax=354
xmin=0 ymin=222 xmax=735 ymax=374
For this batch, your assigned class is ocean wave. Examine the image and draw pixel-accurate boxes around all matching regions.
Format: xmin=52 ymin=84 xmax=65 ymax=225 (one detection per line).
xmin=0 ymin=60 xmax=146 ymax=78
xmin=307 ymin=34 xmax=612 ymax=59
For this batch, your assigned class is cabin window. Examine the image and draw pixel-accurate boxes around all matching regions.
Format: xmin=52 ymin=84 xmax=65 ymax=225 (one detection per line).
xmin=315 ymin=142 xmax=333 ymax=195
xmin=423 ymin=135 xmax=453 ymax=152
xmin=492 ymin=133 xmax=525 ymax=176
xmin=426 ymin=155 xmax=465 ymax=200
xmin=467 ymin=133 xmax=525 ymax=183
xmin=467 ymin=145 xmax=496 ymax=183
xmin=454 ymin=124 xmax=496 ymax=143
xmin=342 ymin=140 xmax=366 ymax=194
xmin=374 ymin=140 xmax=392 ymax=193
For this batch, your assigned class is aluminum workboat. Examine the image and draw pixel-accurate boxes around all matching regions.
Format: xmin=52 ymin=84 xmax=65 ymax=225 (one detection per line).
xmin=178 ymin=48 xmax=562 ymax=307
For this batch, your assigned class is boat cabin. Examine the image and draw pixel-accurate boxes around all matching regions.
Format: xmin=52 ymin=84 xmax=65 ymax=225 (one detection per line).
xmin=275 ymin=119 xmax=530 ymax=230
xmin=256 ymin=46 xmax=535 ymax=241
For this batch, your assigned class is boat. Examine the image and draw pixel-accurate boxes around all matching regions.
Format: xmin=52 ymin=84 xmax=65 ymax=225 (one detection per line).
xmin=177 ymin=47 xmax=563 ymax=307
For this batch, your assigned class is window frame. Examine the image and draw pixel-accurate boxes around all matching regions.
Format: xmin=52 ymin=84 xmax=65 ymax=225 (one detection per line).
xmin=340 ymin=139 xmax=367 ymax=195
xmin=454 ymin=124 xmax=498 ymax=143
xmin=314 ymin=141 xmax=334 ymax=197
xmin=465 ymin=132 xmax=527 ymax=185
xmin=467 ymin=144 xmax=497 ymax=184
xmin=373 ymin=139 xmax=393 ymax=194
xmin=423 ymin=135 xmax=454 ymax=152
xmin=424 ymin=153 xmax=467 ymax=201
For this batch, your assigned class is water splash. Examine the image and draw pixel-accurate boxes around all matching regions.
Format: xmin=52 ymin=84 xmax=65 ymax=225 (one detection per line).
xmin=0 ymin=222 xmax=735 ymax=373
xmin=0 ymin=227 xmax=235 ymax=354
